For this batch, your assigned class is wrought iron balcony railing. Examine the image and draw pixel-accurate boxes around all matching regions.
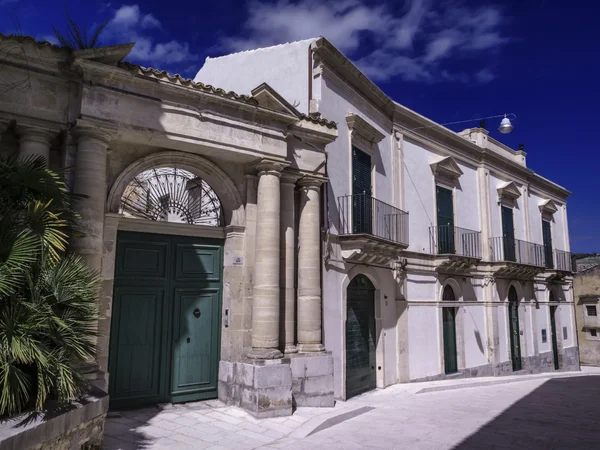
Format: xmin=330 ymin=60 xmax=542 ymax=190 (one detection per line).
xmin=338 ymin=194 xmax=409 ymax=246
xmin=555 ymin=249 xmax=574 ymax=272
xmin=489 ymin=237 xmax=546 ymax=267
xmin=429 ymin=225 xmax=482 ymax=258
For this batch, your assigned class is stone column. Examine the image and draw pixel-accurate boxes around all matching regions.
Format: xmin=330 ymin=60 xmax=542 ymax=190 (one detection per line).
xmin=16 ymin=125 xmax=57 ymax=162
xmin=280 ymin=174 xmax=298 ymax=354
xmin=71 ymin=126 xmax=114 ymax=273
xmin=297 ymin=177 xmax=325 ymax=353
xmin=248 ymin=160 xmax=287 ymax=359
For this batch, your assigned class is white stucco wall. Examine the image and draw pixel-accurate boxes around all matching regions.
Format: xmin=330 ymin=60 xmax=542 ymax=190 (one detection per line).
xmin=462 ymin=305 xmax=488 ymax=368
xmin=454 ymin=161 xmax=481 ymax=232
xmin=497 ymin=305 xmax=509 ymax=363
xmin=537 ymin=305 xmax=551 ymax=354
xmin=194 ymin=39 xmax=313 ymax=114
xmin=552 ymin=204 xmax=567 ymax=251
xmin=408 ymin=306 xmax=440 ymax=379
xmin=528 ymin=191 xmax=544 ymax=245
xmin=489 ymin=173 xmax=525 ymax=241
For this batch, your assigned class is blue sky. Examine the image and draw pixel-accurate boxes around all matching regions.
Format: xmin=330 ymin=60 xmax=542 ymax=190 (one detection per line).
xmin=2 ymin=0 xmax=598 ymax=252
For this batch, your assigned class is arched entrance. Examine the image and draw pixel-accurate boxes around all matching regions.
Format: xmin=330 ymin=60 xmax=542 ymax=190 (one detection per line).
xmin=346 ymin=274 xmax=376 ymax=399
xmin=508 ymin=285 xmax=522 ymax=371
xmin=442 ymin=284 xmax=458 ymax=374
xmin=108 ymin=166 xmax=225 ymax=409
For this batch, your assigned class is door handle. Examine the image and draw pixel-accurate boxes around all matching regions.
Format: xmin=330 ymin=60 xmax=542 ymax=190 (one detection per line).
xmin=187 ymin=337 xmax=190 ymax=343
xmin=193 ymin=308 xmax=201 ymax=318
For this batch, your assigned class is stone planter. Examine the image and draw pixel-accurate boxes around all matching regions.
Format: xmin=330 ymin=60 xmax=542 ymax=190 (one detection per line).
xmin=0 ymin=389 xmax=108 ymax=450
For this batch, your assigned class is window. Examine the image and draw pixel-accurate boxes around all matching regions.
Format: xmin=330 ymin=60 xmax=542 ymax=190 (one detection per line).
xmin=563 ymin=326 xmax=568 ymax=340
xmin=541 ymin=329 xmax=547 ymax=343
xmin=442 ymin=284 xmax=456 ymax=301
xmin=591 ymin=329 xmax=598 ymax=338
xmin=586 ymin=305 xmax=597 ymax=317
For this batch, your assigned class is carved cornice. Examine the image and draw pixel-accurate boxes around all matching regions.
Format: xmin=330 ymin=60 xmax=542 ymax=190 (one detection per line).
xmin=497 ymin=181 xmax=522 ymax=201
xmin=338 ymin=234 xmax=407 ymax=267
xmin=254 ymin=159 xmax=290 ymax=177
xmin=539 ymin=199 xmax=559 ymax=215
xmin=430 ymin=156 xmax=464 ymax=180
xmin=434 ymin=255 xmax=478 ymax=275
xmin=491 ymin=262 xmax=544 ymax=280
xmin=297 ymin=176 xmax=325 ymax=190
xmin=346 ymin=113 xmax=386 ymax=144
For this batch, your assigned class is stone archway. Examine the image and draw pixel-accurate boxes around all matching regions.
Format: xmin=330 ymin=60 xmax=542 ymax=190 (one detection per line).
xmin=107 ymin=151 xmax=245 ymax=227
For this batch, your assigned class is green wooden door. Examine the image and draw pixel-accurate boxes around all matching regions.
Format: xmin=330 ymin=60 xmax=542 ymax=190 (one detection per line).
xmin=436 ymin=186 xmax=455 ymax=254
xmin=443 ymin=308 xmax=458 ymax=374
xmin=550 ymin=306 xmax=560 ymax=370
xmin=502 ymin=206 xmax=516 ymax=262
xmin=352 ymin=147 xmax=372 ymax=235
xmin=542 ymin=220 xmax=554 ymax=269
xmin=508 ymin=286 xmax=522 ymax=371
xmin=346 ymin=275 xmax=376 ymax=399
xmin=109 ymin=231 xmax=223 ymax=409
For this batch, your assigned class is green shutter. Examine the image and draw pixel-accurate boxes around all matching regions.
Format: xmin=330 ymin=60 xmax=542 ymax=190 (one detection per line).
xmin=352 ymin=147 xmax=372 ymax=234
xmin=550 ymin=306 xmax=560 ymax=370
xmin=436 ymin=186 xmax=455 ymax=254
xmin=502 ymin=206 xmax=516 ymax=261
xmin=443 ymin=308 xmax=458 ymax=374
xmin=542 ymin=220 xmax=554 ymax=269
xmin=508 ymin=287 xmax=522 ymax=371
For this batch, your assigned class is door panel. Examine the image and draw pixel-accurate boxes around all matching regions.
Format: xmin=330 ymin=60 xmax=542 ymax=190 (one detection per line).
xmin=550 ymin=306 xmax=560 ymax=370
xmin=508 ymin=287 xmax=522 ymax=371
xmin=352 ymin=147 xmax=372 ymax=234
xmin=346 ymin=275 xmax=376 ymax=399
xmin=502 ymin=206 xmax=516 ymax=262
xmin=171 ymin=290 xmax=219 ymax=400
xmin=436 ymin=186 xmax=455 ymax=254
xmin=443 ymin=308 xmax=458 ymax=374
xmin=543 ymin=220 xmax=554 ymax=269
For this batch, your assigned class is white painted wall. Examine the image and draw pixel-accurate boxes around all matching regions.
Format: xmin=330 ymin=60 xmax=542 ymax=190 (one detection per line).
xmin=194 ymin=39 xmax=313 ymax=114
xmin=455 ymin=161 xmax=481 ymax=232
xmin=528 ymin=191 xmax=544 ymax=245
xmin=537 ymin=305 xmax=551 ymax=353
xmin=462 ymin=305 xmax=488 ymax=367
xmin=408 ymin=306 xmax=440 ymax=379
xmin=489 ymin=173 xmax=525 ymax=240
xmin=497 ymin=306 xmax=509 ymax=363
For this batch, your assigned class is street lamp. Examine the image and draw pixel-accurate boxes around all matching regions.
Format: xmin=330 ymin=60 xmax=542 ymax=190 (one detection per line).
xmin=498 ymin=115 xmax=515 ymax=134
xmin=410 ymin=113 xmax=517 ymax=134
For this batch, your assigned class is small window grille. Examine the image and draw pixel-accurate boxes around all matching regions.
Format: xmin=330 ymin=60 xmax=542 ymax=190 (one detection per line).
xmin=591 ymin=329 xmax=598 ymax=338
xmin=586 ymin=305 xmax=597 ymax=317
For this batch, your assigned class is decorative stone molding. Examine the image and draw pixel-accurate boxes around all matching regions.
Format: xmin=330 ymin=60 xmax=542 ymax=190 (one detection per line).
xmin=72 ymin=118 xmax=117 ymax=146
xmin=346 ymin=113 xmax=385 ymax=145
xmin=539 ymin=199 xmax=559 ymax=215
xmin=430 ymin=156 xmax=464 ymax=181
xmin=491 ymin=262 xmax=543 ymax=279
xmin=297 ymin=176 xmax=324 ymax=191
xmin=15 ymin=125 xmax=57 ymax=144
xmin=254 ymin=159 xmax=290 ymax=177
xmin=107 ymin=151 xmax=245 ymax=228
xmin=339 ymin=235 xmax=405 ymax=267
xmin=434 ymin=255 xmax=478 ymax=275
xmin=497 ymin=181 xmax=522 ymax=201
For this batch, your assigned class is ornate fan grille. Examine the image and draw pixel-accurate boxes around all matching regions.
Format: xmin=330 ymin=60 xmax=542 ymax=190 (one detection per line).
xmin=121 ymin=167 xmax=222 ymax=226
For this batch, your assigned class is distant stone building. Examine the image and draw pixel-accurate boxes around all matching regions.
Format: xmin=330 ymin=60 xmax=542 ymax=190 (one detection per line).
xmin=574 ymin=261 xmax=600 ymax=365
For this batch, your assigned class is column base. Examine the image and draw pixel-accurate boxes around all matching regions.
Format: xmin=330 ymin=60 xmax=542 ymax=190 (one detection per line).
xmin=289 ymin=353 xmax=334 ymax=407
xmin=284 ymin=344 xmax=299 ymax=354
xmin=245 ymin=348 xmax=284 ymax=359
xmin=297 ymin=343 xmax=326 ymax=353
xmin=218 ymin=360 xmax=292 ymax=418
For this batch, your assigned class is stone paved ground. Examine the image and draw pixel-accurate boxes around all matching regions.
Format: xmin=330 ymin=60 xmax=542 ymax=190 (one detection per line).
xmin=104 ymin=367 xmax=600 ymax=450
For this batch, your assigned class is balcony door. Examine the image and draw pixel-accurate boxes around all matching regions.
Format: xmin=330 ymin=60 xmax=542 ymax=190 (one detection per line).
xmin=542 ymin=220 xmax=554 ymax=269
xmin=352 ymin=147 xmax=372 ymax=234
xmin=502 ymin=206 xmax=516 ymax=262
xmin=436 ymin=186 xmax=455 ymax=254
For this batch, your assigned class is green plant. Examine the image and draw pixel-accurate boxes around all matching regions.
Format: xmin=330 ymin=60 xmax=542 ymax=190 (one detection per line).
xmin=52 ymin=8 xmax=108 ymax=50
xmin=0 ymin=155 xmax=99 ymax=417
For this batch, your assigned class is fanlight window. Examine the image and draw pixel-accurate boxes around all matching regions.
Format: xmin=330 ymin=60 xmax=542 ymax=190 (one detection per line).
xmin=121 ymin=167 xmax=222 ymax=226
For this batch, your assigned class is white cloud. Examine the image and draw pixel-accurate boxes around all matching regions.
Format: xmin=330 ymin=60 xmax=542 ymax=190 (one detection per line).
xmin=106 ymin=4 xmax=194 ymax=68
xmin=224 ymin=0 xmax=510 ymax=84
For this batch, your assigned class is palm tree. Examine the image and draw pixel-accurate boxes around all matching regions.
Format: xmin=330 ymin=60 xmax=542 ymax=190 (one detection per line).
xmin=0 ymin=155 xmax=99 ymax=417
xmin=52 ymin=8 xmax=108 ymax=50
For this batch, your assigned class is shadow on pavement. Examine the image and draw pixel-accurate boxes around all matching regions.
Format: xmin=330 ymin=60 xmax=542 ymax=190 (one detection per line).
xmin=454 ymin=375 xmax=600 ymax=449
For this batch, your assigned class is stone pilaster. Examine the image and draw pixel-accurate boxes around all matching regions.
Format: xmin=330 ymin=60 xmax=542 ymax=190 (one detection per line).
xmin=16 ymin=125 xmax=57 ymax=162
xmin=296 ymin=177 xmax=325 ymax=353
xmin=280 ymin=173 xmax=298 ymax=354
xmin=71 ymin=125 xmax=114 ymax=273
xmin=247 ymin=160 xmax=288 ymax=359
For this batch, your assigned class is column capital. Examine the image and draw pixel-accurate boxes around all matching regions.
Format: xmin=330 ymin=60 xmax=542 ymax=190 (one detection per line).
xmin=297 ymin=176 xmax=325 ymax=190
xmin=280 ymin=172 xmax=301 ymax=186
xmin=15 ymin=124 xmax=58 ymax=144
xmin=255 ymin=159 xmax=289 ymax=177
xmin=72 ymin=119 xmax=117 ymax=146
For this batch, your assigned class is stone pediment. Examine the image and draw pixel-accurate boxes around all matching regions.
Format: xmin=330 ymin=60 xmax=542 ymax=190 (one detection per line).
xmin=346 ymin=113 xmax=385 ymax=144
xmin=250 ymin=83 xmax=299 ymax=117
xmin=497 ymin=181 xmax=521 ymax=201
xmin=430 ymin=156 xmax=463 ymax=180
xmin=539 ymin=199 xmax=559 ymax=215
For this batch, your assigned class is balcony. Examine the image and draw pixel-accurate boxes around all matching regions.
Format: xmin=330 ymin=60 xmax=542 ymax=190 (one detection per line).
xmin=583 ymin=314 xmax=600 ymax=328
xmin=337 ymin=194 xmax=409 ymax=266
xmin=428 ymin=225 xmax=482 ymax=274
xmin=489 ymin=237 xmax=546 ymax=278
xmin=555 ymin=249 xmax=574 ymax=272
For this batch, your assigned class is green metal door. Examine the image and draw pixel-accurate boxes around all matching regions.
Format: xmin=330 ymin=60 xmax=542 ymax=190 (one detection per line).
xmin=502 ymin=206 xmax=516 ymax=262
xmin=352 ymin=147 xmax=372 ymax=235
xmin=436 ymin=186 xmax=455 ymax=254
xmin=550 ymin=306 xmax=560 ymax=370
xmin=346 ymin=275 xmax=376 ymax=399
xmin=443 ymin=308 xmax=458 ymax=374
xmin=508 ymin=286 xmax=522 ymax=371
xmin=542 ymin=220 xmax=554 ymax=269
xmin=109 ymin=231 xmax=223 ymax=409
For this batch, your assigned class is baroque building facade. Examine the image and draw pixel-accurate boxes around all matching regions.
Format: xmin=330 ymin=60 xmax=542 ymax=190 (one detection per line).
xmin=0 ymin=35 xmax=338 ymax=417
xmin=196 ymin=37 xmax=580 ymax=400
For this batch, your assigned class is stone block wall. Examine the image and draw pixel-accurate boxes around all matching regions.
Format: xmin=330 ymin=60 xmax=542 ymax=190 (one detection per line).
xmin=290 ymin=354 xmax=334 ymax=407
